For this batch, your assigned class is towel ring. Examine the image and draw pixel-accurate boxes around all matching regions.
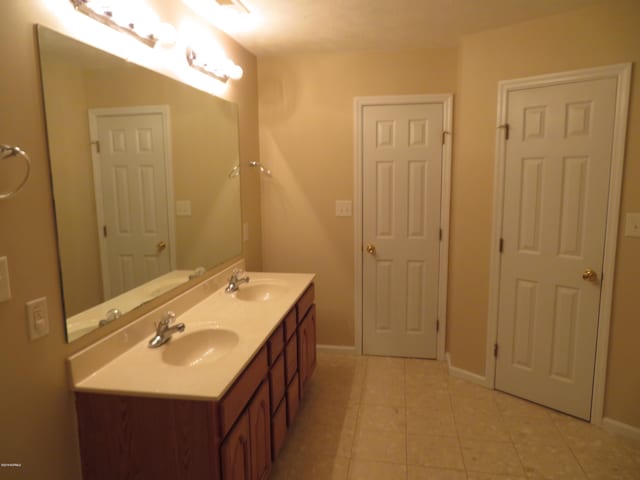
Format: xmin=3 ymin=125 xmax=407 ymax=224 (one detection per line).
xmin=0 ymin=144 xmax=32 ymax=199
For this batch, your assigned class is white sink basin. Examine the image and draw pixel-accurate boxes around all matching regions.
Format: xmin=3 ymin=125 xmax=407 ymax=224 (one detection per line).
xmin=232 ymin=281 xmax=287 ymax=302
xmin=161 ymin=329 xmax=238 ymax=367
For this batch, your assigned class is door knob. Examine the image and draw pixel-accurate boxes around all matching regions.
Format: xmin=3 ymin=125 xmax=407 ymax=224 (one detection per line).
xmin=157 ymin=240 xmax=167 ymax=252
xmin=582 ymin=268 xmax=597 ymax=281
xmin=366 ymin=243 xmax=376 ymax=255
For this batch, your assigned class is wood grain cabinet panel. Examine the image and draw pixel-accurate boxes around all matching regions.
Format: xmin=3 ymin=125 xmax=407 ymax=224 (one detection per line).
xmin=283 ymin=308 xmax=296 ymax=341
xmin=248 ymin=380 xmax=271 ymax=480
xmin=220 ymin=347 xmax=268 ymax=437
xmin=269 ymin=354 xmax=285 ymax=414
xmin=268 ymin=324 xmax=284 ymax=365
xmin=221 ymin=412 xmax=251 ymax=480
xmin=285 ymin=333 xmax=298 ymax=385
xmin=286 ymin=373 xmax=300 ymax=426
xmin=297 ymin=284 xmax=315 ymax=323
xmin=271 ymin=399 xmax=287 ymax=459
xmin=299 ymin=304 xmax=317 ymax=395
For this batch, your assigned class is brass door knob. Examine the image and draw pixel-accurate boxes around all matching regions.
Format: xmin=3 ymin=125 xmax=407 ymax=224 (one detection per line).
xmin=366 ymin=243 xmax=376 ymax=255
xmin=157 ymin=240 xmax=167 ymax=252
xmin=582 ymin=268 xmax=597 ymax=281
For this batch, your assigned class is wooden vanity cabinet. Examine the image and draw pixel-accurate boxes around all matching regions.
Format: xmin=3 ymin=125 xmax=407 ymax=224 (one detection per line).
xmin=74 ymin=283 xmax=316 ymax=480
xmin=221 ymin=410 xmax=251 ymax=480
xmin=298 ymin=304 xmax=317 ymax=394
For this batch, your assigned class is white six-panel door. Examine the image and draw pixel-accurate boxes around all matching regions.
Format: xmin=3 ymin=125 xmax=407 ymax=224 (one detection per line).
xmin=496 ymin=77 xmax=618 ymax=419
xmin=92 ymin=110 xmax=172 ymax=300
xmin=362 ymin=103 xmax=443 ymax=358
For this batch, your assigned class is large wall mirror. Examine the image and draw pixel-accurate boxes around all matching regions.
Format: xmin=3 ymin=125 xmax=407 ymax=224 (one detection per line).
xmin=37 ymin=26 xmax=242 ymax=342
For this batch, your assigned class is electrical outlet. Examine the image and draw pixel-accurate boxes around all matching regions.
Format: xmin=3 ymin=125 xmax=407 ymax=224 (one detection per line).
xmin=625 ymin=213 xmax=640 ymax=238
xmin=0 ymin=256 xmax=11 ymax=302
xmin=335 ymin=200 xmax=353 ymax=217
xmin=27 ymin=297 xmax=49 ymax=341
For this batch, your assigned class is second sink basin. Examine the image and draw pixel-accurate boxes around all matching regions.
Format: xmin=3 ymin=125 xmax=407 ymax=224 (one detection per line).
xmin=161 ymin=329 xmax=238 ymax=367
xmin=232 ymin=279 xmax=287 ymax=302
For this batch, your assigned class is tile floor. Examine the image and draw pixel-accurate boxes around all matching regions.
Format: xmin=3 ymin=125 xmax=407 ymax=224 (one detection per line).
xmin=269 ymin=352 xmax=640 ymax=480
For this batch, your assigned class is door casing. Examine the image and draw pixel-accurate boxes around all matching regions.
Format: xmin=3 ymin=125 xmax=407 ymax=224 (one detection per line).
xmin=354 ymin=94 xmax=453 ymax=361
xmin=89 ymin=105 xmax=176 ymax=300
xmin=487 ymin=64 xmax=632 ymax=425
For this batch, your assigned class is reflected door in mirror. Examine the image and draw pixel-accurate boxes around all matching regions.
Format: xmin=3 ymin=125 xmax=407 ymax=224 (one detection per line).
xmin=91 ymin=108 xmax=173 ymax=299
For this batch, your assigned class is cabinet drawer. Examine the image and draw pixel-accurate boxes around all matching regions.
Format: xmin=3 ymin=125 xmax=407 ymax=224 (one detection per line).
xmin=285 ymin=333 xmax=298 ymax=385
xmin=268 ymin=324 xmax=284 ymax=365
xmin=269 ymin=354 xmax=285 ymax=414
xmin=297 ymin=283 xmax=315 ymax=323
xmin=286 ymin=373 xmax=300 ymax=426
xmin=271 ymin=399 xmax=287 ymax=459
xmin=283 ymin=308 xmax=296 ymax=341
xmin=219 ymin=346 xmax=268 ymax=438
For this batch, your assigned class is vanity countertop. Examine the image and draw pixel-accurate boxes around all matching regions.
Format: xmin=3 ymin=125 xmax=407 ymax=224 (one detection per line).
xmin=69 ymin=271 xmax=315 ymax=401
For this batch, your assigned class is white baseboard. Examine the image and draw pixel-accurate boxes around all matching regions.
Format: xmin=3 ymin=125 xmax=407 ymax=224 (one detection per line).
xmin=602 ymin=417 xmax=640 ymax=441
xmin=446 ymin=352 xmax=491 ymax=387
xmin=317 ymin=344 xmax=357 ymax=355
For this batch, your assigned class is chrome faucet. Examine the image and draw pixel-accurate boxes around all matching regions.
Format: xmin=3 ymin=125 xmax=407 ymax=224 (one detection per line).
xmin=189 ymin=266 xmax=206 ymax=280
xmin=225 ymin=268 xmax=250 ymax=293
xmin=148 ymin=311 xmax=185 ymax=348
xmin=98 ymin=308 xmax=121 ymax=327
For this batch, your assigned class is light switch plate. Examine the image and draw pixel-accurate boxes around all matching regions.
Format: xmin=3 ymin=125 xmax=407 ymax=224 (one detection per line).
xmin=176 ymin=200 xmax=192 ymax=217
xmin=625 ymin=212 xmax=640 ymax=238
xmin=336 ymin=200 xmax=353 ymax=217
xmin=0 ymin=256 xmax=10 ymax=302
xmin=27 ymin=297 xmax=49 ymax=341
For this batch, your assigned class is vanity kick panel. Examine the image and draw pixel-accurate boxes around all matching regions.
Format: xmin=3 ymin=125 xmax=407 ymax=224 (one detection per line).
xmin=74 ymin=282 xmax=316 ymax=480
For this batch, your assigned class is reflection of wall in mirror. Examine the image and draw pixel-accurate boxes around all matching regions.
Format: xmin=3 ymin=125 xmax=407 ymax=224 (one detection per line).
xmin=41 ymin=57 xmax=103 ymax=317
xmin=42 ymin=55 xmax=242 ymax=317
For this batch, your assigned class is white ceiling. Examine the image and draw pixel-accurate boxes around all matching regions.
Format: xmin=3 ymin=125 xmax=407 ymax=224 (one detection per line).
xmin=217 ymin=0 xmax=605 ymax=55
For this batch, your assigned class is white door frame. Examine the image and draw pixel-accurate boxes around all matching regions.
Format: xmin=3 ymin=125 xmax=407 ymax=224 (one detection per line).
xmin=354 ymin=94 xmax=453 ymax=361
xmin=88 ymin=105 xmax=176 ymax=299
xmin=486 ymin=64 xmax=632 ymax=424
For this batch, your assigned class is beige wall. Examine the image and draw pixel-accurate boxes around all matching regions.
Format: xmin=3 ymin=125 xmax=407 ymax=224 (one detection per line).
xmin=0 ymin=1 xmax=260 ymax=478
xmin=40 ymin=58 xmax=103 ymax=316
xmin=259 ymin=0 xmax=640 ymax=429
xmin=447 ymin=0 xmax=640 ymax=428
xmin=258 ymin=50 xmax=458 ymax=346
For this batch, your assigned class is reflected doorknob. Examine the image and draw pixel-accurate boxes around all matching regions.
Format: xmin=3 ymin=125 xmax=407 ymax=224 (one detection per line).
xmin=366 ymin=243 xmax=376 ymax=255
xmin=157 ymin=240 xmax=167 ymax=252
xmin=582 ymin=268 xmax=597 ymax=281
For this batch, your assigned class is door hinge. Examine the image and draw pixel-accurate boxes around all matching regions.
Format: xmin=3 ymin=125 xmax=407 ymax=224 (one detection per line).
xmin=494 ymin=343 xmax=498 ymax=358
xmin=499 ymin=238 xmax=504 ymax=253
xmin=436 ymin=319 xmax=440 ymax=333
xmin=103 ymin=225 xmax=107 ymax=237
xmin=439 ymin=228 xmax=443 ymax=241
xmin=498 ymin=124 xmax=510 ymax=141
xmin=91 ymin=140 xmax=101 ymax=153
xmin=442 ymin=131 xmax=449 ymax=145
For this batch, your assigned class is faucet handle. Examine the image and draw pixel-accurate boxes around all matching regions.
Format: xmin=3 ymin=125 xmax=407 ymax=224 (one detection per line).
xmin=159 ymin=311 xmax=176 ymax=327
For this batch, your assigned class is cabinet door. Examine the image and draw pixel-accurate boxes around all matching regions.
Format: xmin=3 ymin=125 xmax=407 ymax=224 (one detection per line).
xmin=221 ymin=412 xmax=251 ymax=480
xmin=299 ymin=304 xmax=317 ymax=392
xmin=249 ymin=380 xmax=272 ymax=480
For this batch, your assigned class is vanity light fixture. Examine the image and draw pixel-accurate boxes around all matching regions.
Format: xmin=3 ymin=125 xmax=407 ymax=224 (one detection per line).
xmin=186 ymin=48 xmax=243 ymax=83
xmin=70 ymin=0 xmax=177 ymax=47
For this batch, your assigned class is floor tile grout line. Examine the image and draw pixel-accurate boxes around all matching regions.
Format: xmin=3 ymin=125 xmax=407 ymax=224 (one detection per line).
xmin=448 ymin=378 xmax=469 ymax=478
